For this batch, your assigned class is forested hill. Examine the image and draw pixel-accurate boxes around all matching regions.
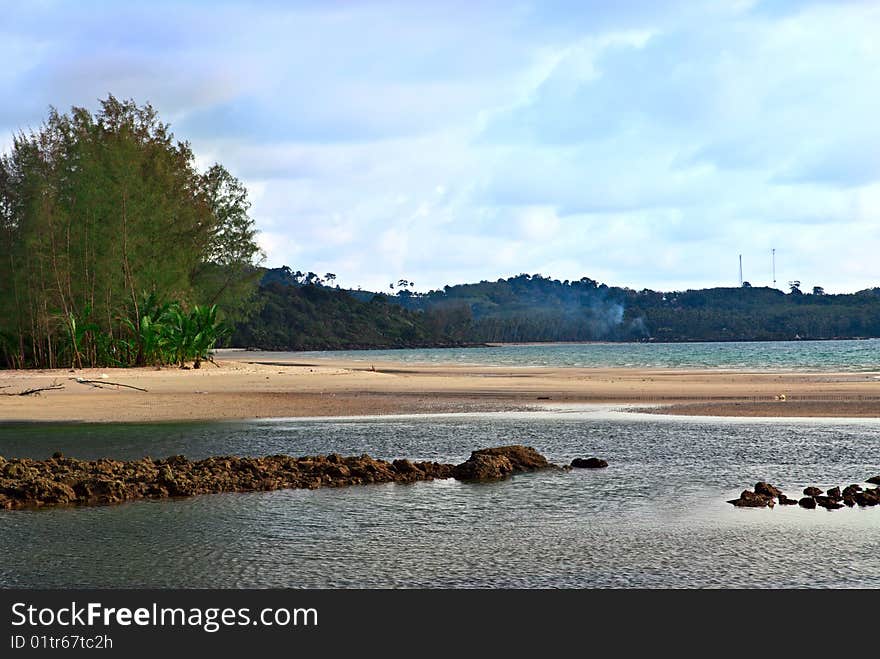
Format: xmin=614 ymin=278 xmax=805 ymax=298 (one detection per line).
xmin=395 ymin=274 xmax=880 ymax=342
xmin=230 ymin=279 xmax=460 ymax=350
xmin=238 ymin=269 xmax=880 ymax=347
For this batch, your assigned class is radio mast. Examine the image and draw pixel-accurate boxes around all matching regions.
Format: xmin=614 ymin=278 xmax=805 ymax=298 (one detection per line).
xmin=739 ymin=254 xmax=743 ymax=286
xmin=772 ymin=248 xmax=776 ymax=287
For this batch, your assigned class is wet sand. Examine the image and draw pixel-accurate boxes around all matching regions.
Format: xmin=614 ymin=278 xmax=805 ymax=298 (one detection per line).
xmin=1 ymin=356 xmax=880 ymax=422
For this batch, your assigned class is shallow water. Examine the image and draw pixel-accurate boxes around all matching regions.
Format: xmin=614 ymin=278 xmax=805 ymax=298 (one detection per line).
xmin=231 ymin=338 xmax=880 ymax=371
xmin=1 ymin=410 xmax=878 ymax=588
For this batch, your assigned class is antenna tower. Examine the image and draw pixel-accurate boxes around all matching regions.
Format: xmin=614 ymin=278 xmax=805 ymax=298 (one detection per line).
xmin=739 ymin=254 xmax=743 ymax=286
xmin=772 ymin=248 xmax=776 ymax=287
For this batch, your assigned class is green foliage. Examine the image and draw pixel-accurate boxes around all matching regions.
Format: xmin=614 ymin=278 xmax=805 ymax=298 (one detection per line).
xmin=384 ymin=273 xmax=880 ymax=343
xmin=233 ymin=281 xmax=459 ymax=350
xmin=0 ymin=96 xmax=262 ymax=368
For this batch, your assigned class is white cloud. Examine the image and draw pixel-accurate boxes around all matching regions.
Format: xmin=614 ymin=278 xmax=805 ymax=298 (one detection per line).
xmin=3 ymin=1 xmax=880 ymax=293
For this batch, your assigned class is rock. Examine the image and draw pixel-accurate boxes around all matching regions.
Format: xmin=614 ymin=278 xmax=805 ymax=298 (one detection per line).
xmin=453 ymin=446 xmax=555 ymax=482
xmin=842 ymin=484 xmax=862 ymax=498
xmin=867 ymin=476 xmax=880 ymax=485
xmin=0 ymin=446 xmax=555 ymax=509
xmin=754 ymin=482 xmax=783 ymax=498
xmin=415 ymin=462 xmax=455 ymax=480
xmin=452 ymin=454 xmax=514 ymax=481
xmin=728 ymin=490 xmax=775 ymax=508
xmin=470 ymin=446 xmax=552 ymax=472
xmin=854 ymin=490 xmax=880 ymax=507
xmin=11 ymin=477 xmax=77 ymax=505
xmin=571 ymin=457 xmax=608 ymax=469
xmin=392 ymin=459 xmax=418 ymax=474
xmin=731 ymin=477 xmax=880 ymax=511
xmin=814 ymin=495 xmax=843 ymax=510
xmin=3 ymin=462 xmax=26 ymax=478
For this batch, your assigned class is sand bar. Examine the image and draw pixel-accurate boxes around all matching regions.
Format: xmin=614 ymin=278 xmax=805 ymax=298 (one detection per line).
xmin=1 ymin=355 xmax=880 ymax=422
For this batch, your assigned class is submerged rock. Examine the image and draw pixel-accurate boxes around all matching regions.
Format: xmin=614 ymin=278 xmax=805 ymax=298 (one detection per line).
xmin=571 ymin=457 xmax=608 ymax=469
xmin=803 ymin=486 xmax=823 ymax=497
xmin=867 ymin=476 xmax=880 ymax=485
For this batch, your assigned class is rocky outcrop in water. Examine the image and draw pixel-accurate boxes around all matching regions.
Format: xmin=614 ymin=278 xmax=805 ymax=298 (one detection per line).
xmin=0 ymin=445 xmax=561 ymax=509
xmin=571 ymin=457 xmax=608 ymax=469
xmin=728 ymin=478 xmax=880 ymax=511
xmin=798 ymin=496 xmax=817 ymax=509
xmin=754 ymin=482 xmax=782 ymax=498
xmin=451 ymin=445 xmax=557 ymax=481
xmin=728 ymin=489 xmax=775 ymax=508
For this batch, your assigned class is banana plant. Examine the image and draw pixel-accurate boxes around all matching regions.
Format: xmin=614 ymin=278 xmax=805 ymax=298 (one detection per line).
xmin=188 ymin=304 xmax=229 ymax=368
xmin=122 ymin=292 xmax=175 ymax=365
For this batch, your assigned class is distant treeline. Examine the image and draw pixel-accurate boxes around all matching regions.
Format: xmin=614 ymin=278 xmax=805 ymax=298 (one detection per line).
xmin=230 ymin=278 xmax=461 ymax=350
xmin=233 ymin=269 xmax=880 ymax=350
xmin=392 ymin=274 xmax=880 ymax=342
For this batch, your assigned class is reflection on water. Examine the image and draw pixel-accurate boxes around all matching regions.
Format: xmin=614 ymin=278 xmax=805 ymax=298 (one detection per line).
xmin=1 ymin=411 xmax=879 ymax=588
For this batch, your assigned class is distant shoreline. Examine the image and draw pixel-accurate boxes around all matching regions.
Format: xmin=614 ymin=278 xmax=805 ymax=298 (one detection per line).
xmin=224 ymin=335 xmax=880 ymax=353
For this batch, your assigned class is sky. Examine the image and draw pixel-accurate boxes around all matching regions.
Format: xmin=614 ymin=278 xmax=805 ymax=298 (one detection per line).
xmin=2 ymin=0 xmax=879 ymax=294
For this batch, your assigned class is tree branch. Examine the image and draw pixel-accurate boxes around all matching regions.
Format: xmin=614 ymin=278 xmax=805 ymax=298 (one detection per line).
xmin=72 ymin=378 xmax=148 ymax=392
xmin=1 ymin=382 xmax=64 ymax=396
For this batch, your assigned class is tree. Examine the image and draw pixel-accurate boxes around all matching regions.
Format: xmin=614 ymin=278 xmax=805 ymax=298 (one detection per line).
xmin=789 ymin=281 xmax=802 ymax=295
xmin=0 ymin=96 xmax=262 ymax=368
xmin=812 ymin=286 xmax=825 ymax=296
xmin=191 ymin=164 xmax=264 ymax=322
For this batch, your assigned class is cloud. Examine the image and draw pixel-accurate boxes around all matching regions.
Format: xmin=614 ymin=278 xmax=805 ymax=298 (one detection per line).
xmin=2 ymin=0 xmax=880 ymax=294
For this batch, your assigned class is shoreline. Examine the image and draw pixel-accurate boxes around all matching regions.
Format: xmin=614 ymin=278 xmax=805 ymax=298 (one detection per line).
xmin=1 ymin=357 xmax=880 ymax=422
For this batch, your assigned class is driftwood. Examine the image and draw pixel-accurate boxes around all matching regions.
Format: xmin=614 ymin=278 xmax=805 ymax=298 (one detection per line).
xmin=1 ymin=382 xmax=64 ymax=396
xmin=72 ymin=378 xmax=148 ymax=392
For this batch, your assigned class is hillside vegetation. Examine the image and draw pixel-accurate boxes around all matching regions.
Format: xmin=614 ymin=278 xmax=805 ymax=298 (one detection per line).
xmin=234 ymin=269 xmax=880 ymax=349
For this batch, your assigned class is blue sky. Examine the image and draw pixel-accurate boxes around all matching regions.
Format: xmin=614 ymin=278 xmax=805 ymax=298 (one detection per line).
xmin=3 ymin=0 xmax=879 ymax=293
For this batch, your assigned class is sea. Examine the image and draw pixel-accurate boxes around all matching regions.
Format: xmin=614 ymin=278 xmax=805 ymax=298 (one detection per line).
xmin=232 ymin=338 xmax=880 ymax=371
xmin=2 ymin=340 xmax=879 ymax=588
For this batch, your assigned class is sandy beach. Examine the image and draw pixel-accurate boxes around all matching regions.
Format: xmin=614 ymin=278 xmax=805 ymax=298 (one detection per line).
xmin=1 ymin=355 xmax=880 ymax=422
